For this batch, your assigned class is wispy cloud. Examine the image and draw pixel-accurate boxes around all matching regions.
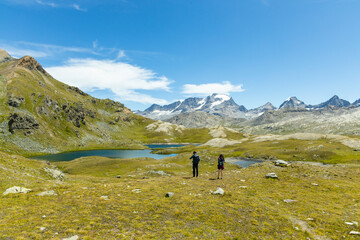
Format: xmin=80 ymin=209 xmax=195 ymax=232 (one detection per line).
xmin=36 ymin=0 xmax=57 ymax=7
xmin=46 ymin=58 xmax=171 ymax=105
xmin=72 ymin=3 xmax=87 ymax=12
xmin=182 ymin=81 xmax=244 ymax=96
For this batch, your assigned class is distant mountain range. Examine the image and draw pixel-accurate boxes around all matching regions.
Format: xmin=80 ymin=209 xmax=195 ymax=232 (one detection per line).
xmin=136 ymin=94 xmax=360 ymax=120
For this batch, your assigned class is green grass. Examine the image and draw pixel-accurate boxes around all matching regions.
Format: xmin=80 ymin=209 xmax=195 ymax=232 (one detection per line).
xmin=1 ymin=151 xmax=360 ymax=239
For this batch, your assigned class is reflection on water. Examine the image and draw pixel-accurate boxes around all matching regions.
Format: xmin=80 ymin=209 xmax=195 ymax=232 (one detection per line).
xmin=31 ymin=149 xmax=177 ymax=162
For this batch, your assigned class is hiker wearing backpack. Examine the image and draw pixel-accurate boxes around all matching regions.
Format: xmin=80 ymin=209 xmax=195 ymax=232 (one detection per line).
xmin=217 ymin=154 xmax=225 ymax=179
xmin=190 ymin=151 xmax=200 ymax=177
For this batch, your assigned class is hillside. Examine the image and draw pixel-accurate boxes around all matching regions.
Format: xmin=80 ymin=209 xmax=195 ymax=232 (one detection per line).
xmin=0 ymin=50 xmax=212 ymax=155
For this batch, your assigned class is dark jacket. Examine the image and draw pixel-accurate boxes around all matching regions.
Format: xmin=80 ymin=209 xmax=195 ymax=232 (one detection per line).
xmin=190 ymin=153 xmax=200 ymax=165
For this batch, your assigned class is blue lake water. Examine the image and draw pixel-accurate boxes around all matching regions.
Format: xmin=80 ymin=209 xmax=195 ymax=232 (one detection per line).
xmin=31 ymin=149 xmax=177 ymax=162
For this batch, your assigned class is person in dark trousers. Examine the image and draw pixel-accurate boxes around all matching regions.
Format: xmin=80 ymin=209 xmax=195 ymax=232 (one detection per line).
xmin=190 ymin=151 xmax=200 ymax=177
xmin=217 ymin=154 xmax=225 ymax=179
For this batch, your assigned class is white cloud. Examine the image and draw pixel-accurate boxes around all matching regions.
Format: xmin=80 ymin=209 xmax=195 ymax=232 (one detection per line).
xmin=72 ymin=3 xmax=86 ymax=11
xmin=46 ymin=58 xmax=172 ymax=104
xmin=36 ymin=0 xmax=56 ymax=7
xmin=117 ymin=50 xmax=126 ymax=59
xmin=182 ymin=81 xmax=244 ymax=95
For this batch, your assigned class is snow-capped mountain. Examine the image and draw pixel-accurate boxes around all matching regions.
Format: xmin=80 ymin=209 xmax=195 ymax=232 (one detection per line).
xmin=136 ymin=93 xmax=247 ymax=120
xmin=279 ymin=97 xmax=308 ymax=109
xmin=246 ymin=102 xmax=277 ymax=118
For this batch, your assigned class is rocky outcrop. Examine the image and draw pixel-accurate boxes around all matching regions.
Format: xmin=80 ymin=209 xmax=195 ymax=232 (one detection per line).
xmin=8 ymin=96 xmax=25 ymax=107
xmin=0 ymin=49 xmax=13 ymax=63
xmin=8 ymin=113 xmax=39 ymax=133
xmin=68 ymin=86 xmax=89 ymax=96
xmin=44 ymin=167 xmax=65 ymax=180
xmin=3 ymin=186 xmax=32 ymax=195
xmin=17 ymin=56 xmax=47 ymax=75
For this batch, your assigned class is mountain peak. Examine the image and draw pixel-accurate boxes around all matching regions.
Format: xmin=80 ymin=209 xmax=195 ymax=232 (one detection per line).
xmin=279 ymin=96 xmax=307 ymax=109
xmin=312 ymin=95 xmax=350 ymax=109
xmin=0 ymin=49 xmax=13 ymax=63
xmin=16 ymin=56 xmax=47 ymax=75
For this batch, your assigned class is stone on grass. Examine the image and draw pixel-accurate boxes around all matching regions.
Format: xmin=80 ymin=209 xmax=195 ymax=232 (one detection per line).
xmin=44 ymin=167 xmax=64 ymax=180
xmin=36 ymin=190 xmax=57 ymax=196
xmin=165 ymin=192 xmax=174 ymax=198
xmin=40 ymin=227 xmax=46 ymax=231
xmin=275 ymin=160 xmax=290 ymax=167
xmin=350 ymin=231 xmax=360 ymax=235
xmin=116 ymin=175 xmax=121 ymax=178
xmin=345 ymin=221 xmax=359 ymax=226
xmin=265 ymin=173 xmax=278 ymax=179
xmin=211 ymin=187 xmax=224 ymax=195
xmin=100 ymin=196 xmax=109 ymax=200
xmin=239 ymin=186 xmax=248 ymax=189
xmin=311 ymin=183 xmax=319 ymax=186
xmin=62 ymin=235 xmax=79 ymax=240
xmin=3 ymin=186 xmax=32 ymax=195
xmin=147 ymin=170 xmax=171 ymax=177
xmin=283 ymin=199 xmax=298 ymax=204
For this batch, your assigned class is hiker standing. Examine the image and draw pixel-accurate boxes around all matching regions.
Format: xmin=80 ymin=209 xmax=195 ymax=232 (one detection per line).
xmin=217 ymin=154 xmax=225 ymax=179
xmin=190 ymin=151 xmax=200 ymax=177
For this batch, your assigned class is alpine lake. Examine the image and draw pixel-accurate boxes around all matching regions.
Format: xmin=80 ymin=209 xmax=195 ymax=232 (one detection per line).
xmin=31 ymin=144 xmax=260 ymax=168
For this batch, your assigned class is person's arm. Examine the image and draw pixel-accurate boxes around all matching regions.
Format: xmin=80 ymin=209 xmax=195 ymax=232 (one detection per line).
xmin=190 ymin=155 xmax=193 ymax=159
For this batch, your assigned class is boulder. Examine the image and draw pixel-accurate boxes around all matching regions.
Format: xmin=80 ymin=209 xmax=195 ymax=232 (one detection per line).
xmin=62 ymin=235 xmax=79 ymax=240
xmin=274 ymin=160 xmax=290 ymax=167
xmin=265 ymin=173 xmax=278 ymax=179
xmin=36 ymin=190 xmax=58 ymax=196
xmin=283 ymin=199 xmax=297 ymax=203
xmin=44 ymin=167 xmax=65 ymax=180
xmin=350 ymin=231 xmax=360 ymax=235
xmin=146 ymin=170 xmax=171 ymax=177
xmin=165 ymin=192 xmax=174 ymax=198
xmin=3 ymin=186 xmax=32 ymax=195
xmin=211 ymin=187 xmax=224 ymax=195
xmin=8 ymin=96 xmax=25 ymax=107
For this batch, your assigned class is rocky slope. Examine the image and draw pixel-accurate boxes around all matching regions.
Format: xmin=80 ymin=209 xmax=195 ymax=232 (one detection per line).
xmin=0 ymin=49 xmax=208 ymax=155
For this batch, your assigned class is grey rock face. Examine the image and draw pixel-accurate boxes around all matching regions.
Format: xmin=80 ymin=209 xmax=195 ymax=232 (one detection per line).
xmin=3 ymin=186 xmax=32 ymax=195
xmin=8 ymin=113 xmax=39 ymax=133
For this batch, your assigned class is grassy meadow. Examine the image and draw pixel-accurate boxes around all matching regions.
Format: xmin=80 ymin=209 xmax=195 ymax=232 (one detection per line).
xmin=1 ymin=136 xmax=360 ymax=239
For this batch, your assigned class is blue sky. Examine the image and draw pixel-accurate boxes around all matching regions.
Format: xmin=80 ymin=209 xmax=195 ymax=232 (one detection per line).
xmin=1 ymin=0 xmax=360 ymax=110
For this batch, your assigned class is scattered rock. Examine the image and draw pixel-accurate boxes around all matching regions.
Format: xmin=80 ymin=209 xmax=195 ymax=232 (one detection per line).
xmin=100 ymin=196 xmax=109 ymax=200
xmin=239 ymin=186 xmax=248 ymax=189
xmin=165 ymin=192 xmax=174 ymax=198
xmin=345 ymin=221 xmax=358 ymax=226
xmin=42 ymin=215 xmax=46 ymax=219
xmin=211 ymin=187 xmax=224 ymax=195
xmin=306 ymin=218 xmax=314 ymax=221
xmin=68 ymin=86 xmax=88 ymax=96
xmin=44 ymin=167 xmax=65 ymax=180
xmin=350 ymin=231 xmax=360 ymax=235
xmin=132 ymin=189 xmax=141 ymax=193
xmin=40 ymin=227 xmax=46 ymax=231
xmin=8 ymin=96 xmax=25 ymax=107
xmin=116 ymin=175 xmax=121 ymax=178
xmin=36 ymin=190 xmax=58 ymax=196
xmin=146 ymin=170 xmax=171 ymax=177
xmin=274 ymin=160 xmax=290 ymax=167
xmin=62 ymin=235 xmax=79 ymax=240
xmin=3 ymin=186 xmax=32 ymax=195
xmin=265 ymin=173 xmax=278 ymax=179
xmin=283 ymin=199 xmax=298 ymax=203
xmin=311 ymin=183 xmax=319 ymax=186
